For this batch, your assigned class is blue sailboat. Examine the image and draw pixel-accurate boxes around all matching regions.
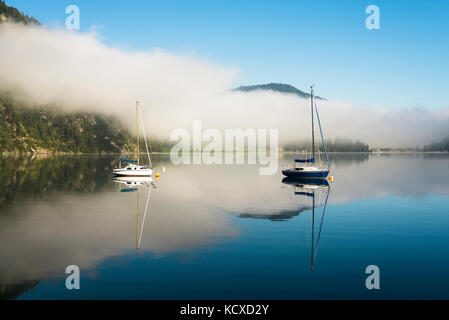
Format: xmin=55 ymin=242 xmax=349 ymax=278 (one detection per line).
xmin=282 ymin=85 xmax=330 ymax=179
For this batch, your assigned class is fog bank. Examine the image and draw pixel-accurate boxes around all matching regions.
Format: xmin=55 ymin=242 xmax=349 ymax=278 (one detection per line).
xmin=1 ymin=23 xmax=448 ymax=147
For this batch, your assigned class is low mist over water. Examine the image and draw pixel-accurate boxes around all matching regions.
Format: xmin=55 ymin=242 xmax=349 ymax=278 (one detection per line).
xmin=1 ymin=153 xmax=448 ymax=299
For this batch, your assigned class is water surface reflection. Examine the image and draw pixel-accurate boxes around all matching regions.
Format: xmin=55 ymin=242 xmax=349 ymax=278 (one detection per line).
xmin=0 ymin=153 xmax=448 ymax=299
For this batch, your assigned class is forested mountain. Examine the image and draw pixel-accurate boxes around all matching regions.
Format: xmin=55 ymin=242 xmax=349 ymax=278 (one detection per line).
xmin=0 ymin=0 xmax=40 ymax=25
xmin=1 ymin=3 xmax=137 ymax=154
xmin=0 ymin=94 xmax=135 ymax=154
xmin=233 ymin=83 xmax=326 ymax=100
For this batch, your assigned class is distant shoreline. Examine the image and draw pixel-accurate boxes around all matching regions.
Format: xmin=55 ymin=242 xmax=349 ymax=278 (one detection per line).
xmin=1 ymin=151 xmax=448 ymax=157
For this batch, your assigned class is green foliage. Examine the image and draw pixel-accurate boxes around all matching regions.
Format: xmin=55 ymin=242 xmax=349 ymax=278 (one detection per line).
xmin=0 ymin=0 xmax=40 ymax=25
xmin=0 ymin=94 xmax=135 ymax=154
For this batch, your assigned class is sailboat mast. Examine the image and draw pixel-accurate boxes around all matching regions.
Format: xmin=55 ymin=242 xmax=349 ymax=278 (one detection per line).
xmin=136 ymin=101 xmax=140 ymax=166
xmin=311 ymin=86 xmax=315 ymax=162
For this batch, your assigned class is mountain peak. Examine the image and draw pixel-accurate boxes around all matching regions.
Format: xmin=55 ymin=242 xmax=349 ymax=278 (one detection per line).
xmin=233 ymin=83 xmax=325 ymax=100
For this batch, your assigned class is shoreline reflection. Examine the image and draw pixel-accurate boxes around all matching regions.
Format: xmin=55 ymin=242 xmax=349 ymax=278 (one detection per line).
xmin=0 ymin=153 xmax=448 ymax=299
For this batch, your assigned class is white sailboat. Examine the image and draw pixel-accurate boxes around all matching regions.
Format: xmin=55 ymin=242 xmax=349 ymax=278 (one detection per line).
xmin=113 ymin=101 xmax=153 ymax=177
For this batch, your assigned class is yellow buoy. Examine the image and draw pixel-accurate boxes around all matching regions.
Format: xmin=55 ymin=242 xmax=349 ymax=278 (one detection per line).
xmin=329 ymin=175 xmax=334 ymax=182
xmin=155 ymin=173 xmax=160 ymax=179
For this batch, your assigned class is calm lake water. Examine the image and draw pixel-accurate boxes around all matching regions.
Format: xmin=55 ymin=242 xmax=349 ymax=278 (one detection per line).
xmin=1 ymin=153 xmax=449 ymax=299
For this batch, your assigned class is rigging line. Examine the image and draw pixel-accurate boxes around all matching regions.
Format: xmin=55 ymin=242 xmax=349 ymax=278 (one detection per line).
xmin=314 ymin=99 xmax=330 ymax=168
xmin=311 ymin=87 xmax=316 ymax=164
xmin=303 ymin=96 xmax=309 ymax=162
xmin=313 ymin=187 xmax=330 ymax=264
xmin=138 ymin=104 xmax=153 ymax=168
xmin=138 ymin=185 xmax=152 ymax=248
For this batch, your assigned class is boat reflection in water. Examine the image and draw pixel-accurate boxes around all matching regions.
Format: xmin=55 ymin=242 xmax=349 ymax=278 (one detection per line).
xmin=112 ymin=176 xmax=154 ymax=192
xmin=112 ymin=176 xmax=156 ymax=249
xmin=282 ymin=177 xmax=330 ymax=272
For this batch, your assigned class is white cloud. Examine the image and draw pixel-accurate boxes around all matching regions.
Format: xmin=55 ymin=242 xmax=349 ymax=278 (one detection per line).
xmin=0 ymin=22 xmax=448 ymax=147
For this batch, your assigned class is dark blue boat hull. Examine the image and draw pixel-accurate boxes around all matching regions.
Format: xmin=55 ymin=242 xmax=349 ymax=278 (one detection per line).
xmin=282 ymin=168 xmax=329 ymax=178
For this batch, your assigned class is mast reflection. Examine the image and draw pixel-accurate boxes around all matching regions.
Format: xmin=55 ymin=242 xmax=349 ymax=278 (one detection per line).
xmin=112 ymin=176 xmax=156 ymax=250
xmin=282 ymin=178 xmax=330 ymax=272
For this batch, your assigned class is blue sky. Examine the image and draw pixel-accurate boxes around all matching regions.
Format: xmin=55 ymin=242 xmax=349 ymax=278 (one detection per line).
xmin=8 ymin=0 xmax=449 ymax=109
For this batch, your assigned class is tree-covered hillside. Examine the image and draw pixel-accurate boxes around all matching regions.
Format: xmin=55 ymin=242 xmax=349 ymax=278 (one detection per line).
xmin=0 ymin=94 xmax=135 ymax=154
xmin=0 ymin=0 xmax=40 ymax=25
